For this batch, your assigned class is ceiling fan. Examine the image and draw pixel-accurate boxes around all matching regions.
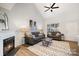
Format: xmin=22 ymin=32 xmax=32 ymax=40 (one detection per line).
xmin=44 ymin=3 xmax=59 ymax=12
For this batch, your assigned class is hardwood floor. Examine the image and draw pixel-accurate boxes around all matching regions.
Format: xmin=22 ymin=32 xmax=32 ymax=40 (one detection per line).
xmin=69 ymin=41 xmax=79 ymax=56
xmin=14 ymin=41 xmax=79 ymax=56
xmin=15 ymin=45 xmax=37 ymax=56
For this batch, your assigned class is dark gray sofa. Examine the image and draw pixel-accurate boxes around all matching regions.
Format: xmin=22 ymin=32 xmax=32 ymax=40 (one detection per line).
xmin=25 ymin=32 xmax=45 ymax=45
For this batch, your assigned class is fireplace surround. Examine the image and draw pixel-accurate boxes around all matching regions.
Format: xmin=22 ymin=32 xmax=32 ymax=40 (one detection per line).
xmin=3 ymin=36 xmax=15 ymax=56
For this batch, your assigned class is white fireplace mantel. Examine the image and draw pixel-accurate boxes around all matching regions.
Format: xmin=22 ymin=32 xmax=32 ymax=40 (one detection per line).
xmin=0 ymin=31 xmax=15 ymax=56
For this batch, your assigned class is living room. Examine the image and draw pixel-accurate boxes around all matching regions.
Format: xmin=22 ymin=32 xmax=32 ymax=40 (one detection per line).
xmin=0 ymin=3 xmax=79 ymax=56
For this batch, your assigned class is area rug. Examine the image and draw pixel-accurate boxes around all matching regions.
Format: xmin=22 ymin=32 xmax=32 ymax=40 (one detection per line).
xmin=27 ymin=40 xmax=72 ymax=56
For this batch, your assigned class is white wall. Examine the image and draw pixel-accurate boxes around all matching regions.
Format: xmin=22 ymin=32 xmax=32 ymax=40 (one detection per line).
xmin=7 ymin=3 xmax=79 ymax=42
xmin=43 ymin=3 xmax=79 ymax=41
xmin=1 ymin=3 xmax=79 ymax=42
xmin=0 ymin=3 xmax=15 ymax=11
xmin=7 ymin=3 xmax=43 ymax=31
xmin=0 ymin=3 xmax=44 ymax=47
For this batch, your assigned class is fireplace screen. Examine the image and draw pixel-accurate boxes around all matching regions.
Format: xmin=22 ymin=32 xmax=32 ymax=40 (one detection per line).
xmin=3 ymin=36 xmax=15 ymax=56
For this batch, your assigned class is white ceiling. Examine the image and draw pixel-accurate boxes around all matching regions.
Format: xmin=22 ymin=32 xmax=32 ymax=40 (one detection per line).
xmin=35 ymin=3 xmax=79 ymax=19
xmin=0 ymin=3 xmax=79 ymax=19
xmin=0 ymin=3 xmax=15 ymax=11
xmin=35 ymin=3 xmax=62 ymax=18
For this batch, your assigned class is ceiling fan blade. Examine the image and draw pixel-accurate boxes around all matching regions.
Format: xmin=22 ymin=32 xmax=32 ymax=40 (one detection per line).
xmin=44 ymin=8 xmax=50 ymax=12
xmin=51 ymin=3 xmax=56 ymax=8
xmin=52 ymin=7 xmax=59 ymax=9
xmin=44 ymin=6 xmax=50 ymax=8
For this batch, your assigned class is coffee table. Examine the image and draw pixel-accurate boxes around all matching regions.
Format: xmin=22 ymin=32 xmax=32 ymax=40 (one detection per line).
xmin=42 ymin=38 xmax=52 ymax=47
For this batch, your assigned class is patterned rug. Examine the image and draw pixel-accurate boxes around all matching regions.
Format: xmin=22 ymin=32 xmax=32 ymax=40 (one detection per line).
xmin=27 ymin=40 xmax=73 ymax=56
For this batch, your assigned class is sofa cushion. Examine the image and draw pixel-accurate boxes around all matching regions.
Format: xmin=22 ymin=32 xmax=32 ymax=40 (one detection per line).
xmin=39 ymin=33 xmax=43 ymax=36
xmin=56 ymin=33 xmax=60 ymax=36
xmin=48 ymin=32 xmax=52 ymax=36
xmin=32 ymin=35 xmax=35 ymax=38
xmin=26 ymin=32 xmax=32 ymax=37
xmin=31 ymin=32 xmax=40 ymax=37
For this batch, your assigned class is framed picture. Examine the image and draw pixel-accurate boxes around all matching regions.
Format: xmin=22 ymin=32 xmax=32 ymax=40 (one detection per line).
xmin=29 ymin=20 xmax=37 ymax=32
xmin=34 ymin=21 xmax=36 ymax=26
xmin=29 ymin=20 xmax=33 ymax=27
xmin=0 ymin=11 xmax=9 ymax=31
xmin=47 ymin=23 xmax=59 ymax=32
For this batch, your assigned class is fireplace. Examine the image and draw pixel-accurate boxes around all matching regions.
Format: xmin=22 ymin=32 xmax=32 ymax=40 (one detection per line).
xmin=3 ymin=36 xmax=15 ymax=56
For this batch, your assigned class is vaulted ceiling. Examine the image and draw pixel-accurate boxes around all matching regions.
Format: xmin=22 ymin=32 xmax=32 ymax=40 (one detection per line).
xmin=35 ymin=3 xmax=79 ymax=19
xmin=0 ymin=3 xmax=15 ymax=10
xmin=0 ymin=3 xmax=79 ymax=19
